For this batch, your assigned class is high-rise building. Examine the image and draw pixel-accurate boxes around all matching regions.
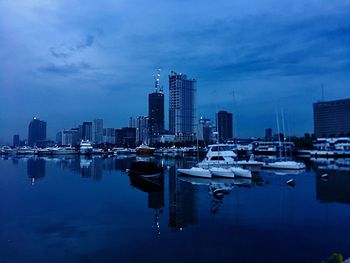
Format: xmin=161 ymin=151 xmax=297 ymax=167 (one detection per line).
xmin=169 ymin=71 xmax=196 ymax=141
xmin=197 ymin=117 xmax=212 ymax=143
xmin=148 ymin=92 xmax=164 ymax=138
xmin=313 ymin=98 xmax=350 ymax=137
xmin=13 ymin=134 xmax=20 ymax=147
xmin=82 ymin=122 xmax=92 ymax=141
xmin=61 ymin=129 xmax=80 ymax=146
xmin=128 ymin=117 xmax=136 ymax=128
xmin=115 ymin=127 xmax=136 ymax=147
xmin=103 ymin=128 xmax=115 ymax=144
xmin=216 ymin=111 xmax=233 ymax=142
xmin=28 ymin=117 xmax=47 ymax=146
xmin=92 ymin=118 xmax=103 ymax=144
xmin=265 ymin=128 xmax=273 ymax=140
xmin=136 ymin=116 xmax=149 ymax=145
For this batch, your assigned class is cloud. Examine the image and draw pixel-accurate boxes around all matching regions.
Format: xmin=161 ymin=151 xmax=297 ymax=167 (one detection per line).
xmin=76 ymin=35 xmax=94 ymax=50
xmin=38 ymin=62 xmax=90 ymax=76
xmin=49 ymin=47 xmax=69 ymax=58
xmin=49 ymin=35 xmax=95 ymax=59
xmin=1 ymin=0 xmax=350 ymax=142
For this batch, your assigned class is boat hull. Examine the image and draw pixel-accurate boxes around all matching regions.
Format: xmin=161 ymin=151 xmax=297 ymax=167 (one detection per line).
xmin=230 ymin=167 xmax=252 ymax=178
xmin=209 ymin=167 xmax=235 ymax=178
xmin=263 ymin=161 xmax=305 ymax=170
xmin=177 ymin=168 xmax=212 ymax=178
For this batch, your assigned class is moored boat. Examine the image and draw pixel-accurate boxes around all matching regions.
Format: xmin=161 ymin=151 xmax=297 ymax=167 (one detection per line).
xmin=177 ymin=167 xmax=212 ymax=178
xmin=80 ymin=140 xmax=93 ymax=155
xmin=128 ymin=161 xmax=163 ymax=178
xmin=263 ymin=160 xmax=305 ymax=170
xmin=230 ymin=166 xmax=252 ymax=178
xmin=136 ymin=144 xmax=155 ymax=156
xmin=51 ymin=146 xmax=78 ymax=155
xmin=209 ymin=167 xmax=235 ymax=178
xmin=197 ymin=144 xmax=237 ymax=169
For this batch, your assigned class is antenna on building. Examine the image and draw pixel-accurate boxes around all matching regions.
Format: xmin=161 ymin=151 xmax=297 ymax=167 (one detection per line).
xmin=321 ymin=84 xmax=325 ymax=101
xmin=153 ymin=69 xmax=161 ymax=93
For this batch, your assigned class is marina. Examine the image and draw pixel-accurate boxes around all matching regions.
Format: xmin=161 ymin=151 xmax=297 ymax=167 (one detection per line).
xmin=1 ymin=155 xmax=350 ymax=263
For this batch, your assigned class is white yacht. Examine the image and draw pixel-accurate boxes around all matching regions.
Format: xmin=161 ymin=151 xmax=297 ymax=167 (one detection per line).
xmin=236 ymin=154 xmax=264 ymax=169
xmin=17 ymin=146 xmax=36 ymax=155
xmin=51 ymin=146 xmax=77 ymax=155
xmin=136 ymin=144 xmax=155 ymax=155
xmin=230 ymin=167 xmax=252 ymax=178
xmin=80 ymin=140 xmax=93 ymax=155
xmin=37 ymin=147 xmax=53 ymax=156
xmin=178 ymin=144 xmax=252 ymax=178
xmin=197 ymin=144 xmax=237 ymax=168
xmin=263 ymin=160 xmax=305 ymax=170
xmin=209 ymin=167 xmax=235 ymax=178
xmin=177 ymin=167 xmax=212 ymax=178
xmin=1 ymin=146 xmax=16 ymax=155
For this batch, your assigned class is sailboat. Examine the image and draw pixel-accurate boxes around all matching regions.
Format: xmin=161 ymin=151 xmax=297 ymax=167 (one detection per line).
xmin=263 ymin=110 xmax=305 ymax=170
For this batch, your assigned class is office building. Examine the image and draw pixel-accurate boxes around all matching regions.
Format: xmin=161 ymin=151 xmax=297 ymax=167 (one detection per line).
xmin=128 ymin=117 xmax=136 ymax=128
xmin=82 ymin=122 xmax=92 ymax=141
xmin=265 ymin=128 xmax=273 ymax=140
xmin=136 ymin=116 xmax=149 ymax=145
xmin=103 ymin=128 xmax=115 ymax=144
xmin=115 ymin=127 xmax=136 ymax=147
xmin=216 ymin=111 xmax=233 ymax=142
xmin=313 ymin=98 xmax=350 ymax=137
xmin=169 ymin=71 xmax=196 ymax=141
xmin=13 ymin=134 xmax=20 ymax=147
xmin=197 ymin=117 xmax=212 ymax=144
xmin=28 ymin=117 xmax=47 ymax=146
xmin=61 ymin=129 xmax=80 ymax=146
xmin=148 ymin=91 xmax=164 ymax=138
xmin=92 ymin=118 xmax=103 ymax=144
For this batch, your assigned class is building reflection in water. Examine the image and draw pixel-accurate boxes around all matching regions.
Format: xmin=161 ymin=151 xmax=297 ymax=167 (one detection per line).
xmin=316 ymin=167 xmax=350 ymax=204
xmin=168 ymin=167 xmax=198 ymax=231
xmin=79 ymin=157 xmax=103 ymax=180
xmin=27 ymin=158 xmax=46 ymax=185
xmin=128 ymin=171 xmax=164 ymax=235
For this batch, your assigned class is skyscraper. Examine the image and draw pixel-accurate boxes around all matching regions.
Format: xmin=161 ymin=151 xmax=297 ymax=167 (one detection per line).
xmin=265 ymin=128 xmax=273 ymax=140
xmin=92 ymin=118 xmax=103 ymax=144
xmin=216 ymin=111 xmax=233 ymax=142
xmin=197 ymin=117 xmax=212 ymax=143
xmin=28 ymin=117 xmax=47 ymax=146
xmin=313 ymin=98 xmax=350 ymax=137
xmin=148 ymin=92 xmax=164 ymax=138
xmin=136 ymin=116 xmax=149 ymax=145
xmin=103 ymin=128 xmax=115 ymax=144
xmin=82 ymin=122 xmax=92 ymax=141
xmin=13 ymin=134 xmax=20 ymax=147
xmin=169 ymin=71 xmax=196 ymax=141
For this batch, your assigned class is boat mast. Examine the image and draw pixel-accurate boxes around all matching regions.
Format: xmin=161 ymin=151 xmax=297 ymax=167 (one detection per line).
xmin=275 ymin=109 xmax=281 ymax=159
xmin=281 ymin=108 xmax=287 ymax=160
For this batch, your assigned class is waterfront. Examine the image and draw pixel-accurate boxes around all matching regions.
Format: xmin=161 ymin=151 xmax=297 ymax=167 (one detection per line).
xmin=1 ymin=156 xmax=350 ymax=263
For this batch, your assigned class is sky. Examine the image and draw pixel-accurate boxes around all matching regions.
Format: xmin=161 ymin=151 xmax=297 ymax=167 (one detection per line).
xmin=1 ymin=0 xmax=350 ymax=144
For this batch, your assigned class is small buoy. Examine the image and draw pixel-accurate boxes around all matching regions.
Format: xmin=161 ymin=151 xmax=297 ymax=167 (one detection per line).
xmin=213 ymin=189 xmax=225 ymax=200
xmin=126 ymin=169 xmax=130 ymax=173
xmin=321 ymin=173 xmax=328 ymax=179
xmin=286 ymin=179 xmax=296 ymax=187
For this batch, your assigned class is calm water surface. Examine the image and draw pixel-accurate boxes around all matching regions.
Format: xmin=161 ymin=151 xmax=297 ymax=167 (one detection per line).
xmin=1 ymin=156 xmax=350 ymax=263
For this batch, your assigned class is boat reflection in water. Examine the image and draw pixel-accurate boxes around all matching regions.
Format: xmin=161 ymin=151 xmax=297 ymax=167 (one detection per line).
xmin=178 ymin=174 xmax=253 ymax=214
xmin=128 ymin=162 xmax=164 ymax=235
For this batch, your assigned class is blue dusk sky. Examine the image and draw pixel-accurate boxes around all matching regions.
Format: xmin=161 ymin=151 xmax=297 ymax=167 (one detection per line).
xmin=1 ymin=0 xmax=350 ymax=144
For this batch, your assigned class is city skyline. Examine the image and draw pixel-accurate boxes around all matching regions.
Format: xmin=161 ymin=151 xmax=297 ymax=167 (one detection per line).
xmin=1 ymin=1 xmax=350 ymax=144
